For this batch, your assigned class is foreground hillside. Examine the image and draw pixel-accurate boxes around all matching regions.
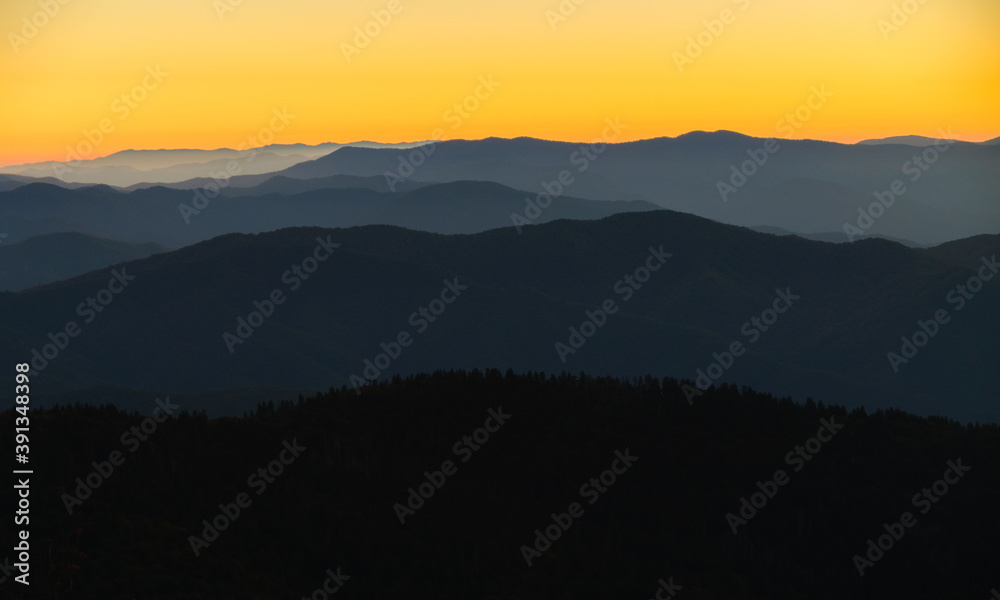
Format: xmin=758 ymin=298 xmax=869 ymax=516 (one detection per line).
xmin=1 ymin=370 xmax=996 ymax=599
xmin=2 ymin=211 xmax=997 ymax=422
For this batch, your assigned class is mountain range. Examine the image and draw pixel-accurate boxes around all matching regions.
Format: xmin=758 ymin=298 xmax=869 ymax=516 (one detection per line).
xmin=0 ymin=180 xmax=657 ymax=250
xmin=4 ymin=211 xmax=997 ymax=422
xmin=1 ymin=131 xmax=996 ymax=423
xmin=0 ymin=141 xmax=432 ymax=187
xmin=0 ymin=231 xmax=167 ymax=291
xmin=267 ymin=133 xmax=1000 ymax=245
xmin=857 ymin=134 xmax=1000 ymax=146
xmin=4 ymin=132 xmax=997 ymax=248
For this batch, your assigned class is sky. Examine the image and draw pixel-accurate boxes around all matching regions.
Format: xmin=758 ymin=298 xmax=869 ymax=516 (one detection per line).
xmin=1 ymin=0 xmax=998 ymax=167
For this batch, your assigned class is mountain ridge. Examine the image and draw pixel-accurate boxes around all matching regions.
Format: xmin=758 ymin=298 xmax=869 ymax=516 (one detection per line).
xmin=5 ymin=210 xmax=996 ymax=422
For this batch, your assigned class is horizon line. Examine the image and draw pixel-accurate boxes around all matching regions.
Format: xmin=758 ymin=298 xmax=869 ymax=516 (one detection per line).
xmin=2 ymin=130 xmax=997 ymax=170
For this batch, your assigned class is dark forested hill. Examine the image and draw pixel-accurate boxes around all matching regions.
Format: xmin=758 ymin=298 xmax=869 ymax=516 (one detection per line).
xmin=1 ymin=370 xmax=996 ymax=599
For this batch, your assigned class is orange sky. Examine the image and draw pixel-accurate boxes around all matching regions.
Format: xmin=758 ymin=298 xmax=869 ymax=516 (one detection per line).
xmin=1 ymin=0 xmax=998 ymax=167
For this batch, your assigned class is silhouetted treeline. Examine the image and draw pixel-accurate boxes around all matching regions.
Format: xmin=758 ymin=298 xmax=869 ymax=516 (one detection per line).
xmin=1 ymin=369 xmax=997 ymax=599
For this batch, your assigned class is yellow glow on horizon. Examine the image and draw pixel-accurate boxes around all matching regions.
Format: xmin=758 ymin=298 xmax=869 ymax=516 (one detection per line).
xmin=1 ymin=0 xmax=997 ymax=166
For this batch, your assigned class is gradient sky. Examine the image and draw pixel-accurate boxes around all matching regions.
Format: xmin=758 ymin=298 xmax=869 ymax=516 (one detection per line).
xmin=1 ymin=0 xmax=998 ymax=167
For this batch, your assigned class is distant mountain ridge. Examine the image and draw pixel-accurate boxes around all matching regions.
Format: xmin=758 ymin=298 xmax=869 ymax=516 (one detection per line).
xmin=271 ymin=133 xmax=1000 ymax=245
xmin=0 ymin=174 xmax=94 ymax=192
xmin=856 ymin=135 xmax=959 ymax=147
xmin=856 ymin=134 xmax=999 ymax=146
xmin=125 ymin=173 xmax=431 ymax=194
xmin=0 ymin=179 xmax=658 ymax=250
xmin=0 ymin=232 xmax=167 ymax=291
xmin=750 ymin=225 xmax=925 ymax=248
xmin=0 ymin=141 xmax=432 ymax=187
xmin=3 ymin=131 xmax=996 ymax=245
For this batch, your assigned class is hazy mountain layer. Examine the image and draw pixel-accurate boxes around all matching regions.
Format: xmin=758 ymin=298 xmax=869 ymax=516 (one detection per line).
xmin=0 ymin=180 xmax=657 ymax=250
xmin=0 ymin=232 xmax=168 ymax=291
xmin=276 ymin=133 xmax=1000 ymax=245
xmin=0 ymin=141 xmax=430 ymax=187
